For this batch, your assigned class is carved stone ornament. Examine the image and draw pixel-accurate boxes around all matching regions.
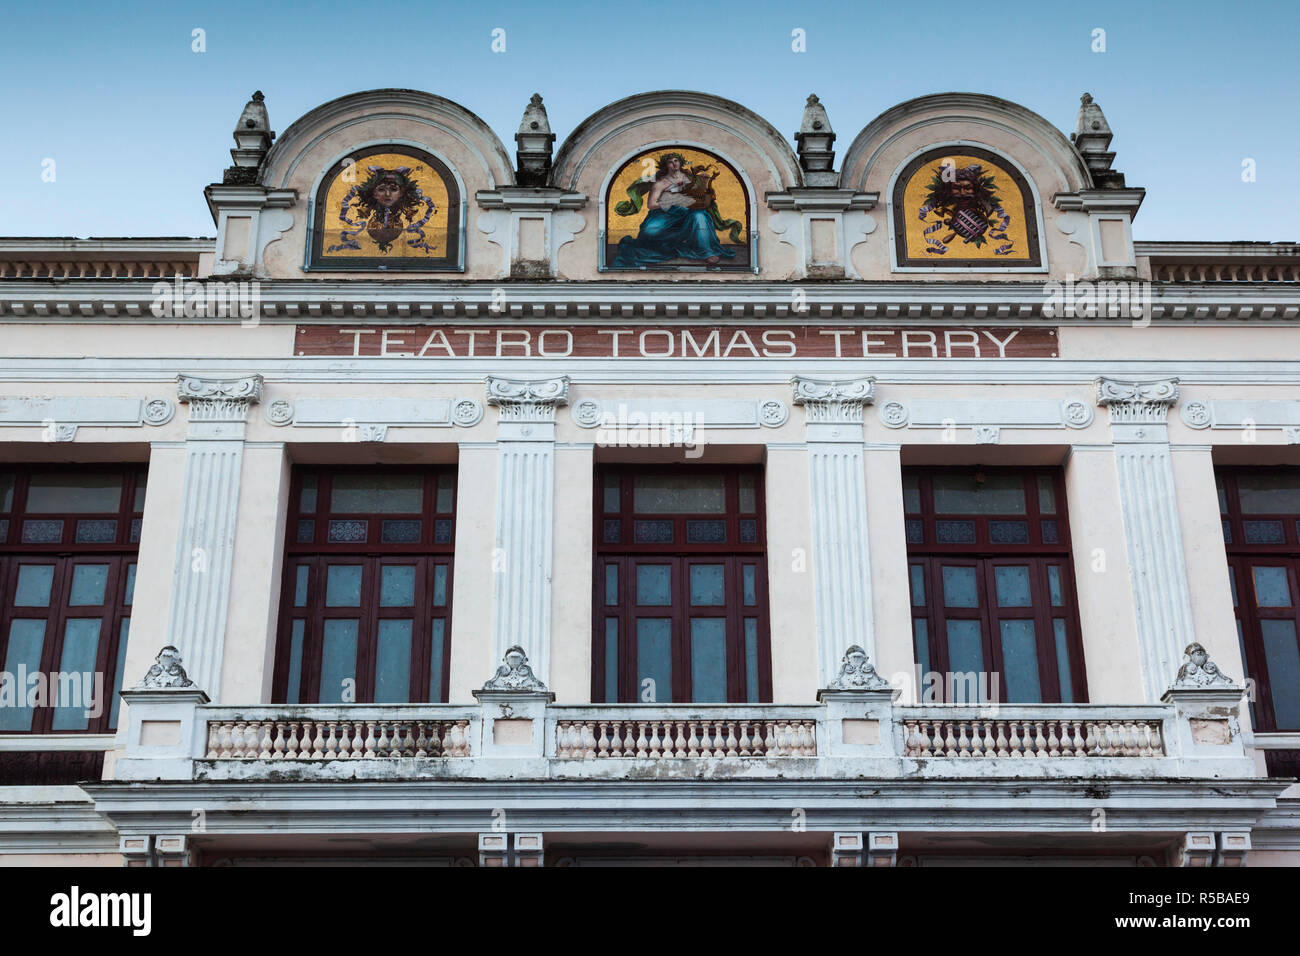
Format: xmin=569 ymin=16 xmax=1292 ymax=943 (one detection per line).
xmin=791 ymin=376 xmax=875 ymax=424
xmin=1170 ymin=642 xmax=1237 ymax=690
xmin=176 ymin=374 xmax=264 ymax=422
xmin=143 ymin=398 xmax=176 ymax=425
xmin=264 ymin=399 xmax=294 ymax=426
xmin=136 ymin=645 xmax=195 ymax=689
xmin=758 ymin=400 xmax=789 ymax=427
xmin=1180 ymin=401 xmax=1211 ymax=429
xmin=827 ymin=644 xmax=891 ymax=691
xmin=1094 ymin=377 xmax=1179 ymax=424
xmin=481 ymin=645 xmax=548 ymax=692
xmin=485 ymin=376 xmax=570 ymax=423
xmin=452 ymin=398 xmax=484 ymax=427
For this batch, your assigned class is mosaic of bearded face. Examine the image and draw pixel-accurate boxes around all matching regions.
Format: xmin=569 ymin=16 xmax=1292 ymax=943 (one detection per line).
xmin=310 ymin=147 xmax=460 ymax=271
xmin=893 ymin=147 xmax=1040 ymax=268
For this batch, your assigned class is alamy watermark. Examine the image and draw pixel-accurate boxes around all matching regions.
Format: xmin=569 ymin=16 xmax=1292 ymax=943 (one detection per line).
xmin=150 ymin=274 xmax=261 ymax=324
xmin=1042 ymin=274 xmax=1152 ymax=326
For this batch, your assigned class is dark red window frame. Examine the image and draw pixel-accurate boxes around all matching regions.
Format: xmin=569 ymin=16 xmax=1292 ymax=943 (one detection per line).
xmin=904 ymin=467 xmax=1088 ymax=703
xmin=0 ymin=465 xmax=144 ymax=734
xmin=1218 ymin=467 xmax=1300 ymax=732
xmin=272 ymin=466 xmax=456 ymax=704
xmin=592 ymin=465 xmax=772 ymax=703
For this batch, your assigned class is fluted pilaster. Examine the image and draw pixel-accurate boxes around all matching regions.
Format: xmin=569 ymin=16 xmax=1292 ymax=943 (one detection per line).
xmin=486 ymin=376 xmax=569 ymax=683
xmin=163 ymin=375 xmax=263 ymax=697
xmin=793 ymin=376 xmax=877 ymax=684
xmin=1095 ymin=377 xmax=1196 ymax=701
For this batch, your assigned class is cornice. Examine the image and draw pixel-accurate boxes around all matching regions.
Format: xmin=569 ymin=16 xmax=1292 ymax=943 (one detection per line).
xmin=1 ymin=280 xmax=1298 ymax=323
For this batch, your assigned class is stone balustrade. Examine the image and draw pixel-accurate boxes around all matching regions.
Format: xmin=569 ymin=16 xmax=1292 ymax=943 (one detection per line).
xmin=898 ymin=706 xmax=1169 ymax=758
xmin=201 ymin=707 xmax=476 ymax=759
xmin=553 ymin=708 xmax=819 ymax=758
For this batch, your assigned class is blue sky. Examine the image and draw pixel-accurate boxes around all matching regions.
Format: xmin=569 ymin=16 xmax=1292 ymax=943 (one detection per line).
xmin=1 ymin=0 xmax=1296 ymax=241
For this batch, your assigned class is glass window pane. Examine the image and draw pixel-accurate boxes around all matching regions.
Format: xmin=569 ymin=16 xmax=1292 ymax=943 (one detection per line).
xmin=994 ymin=566 xmax=1032 ymax=607
xmin=14 ymin=564 xmax=55 ymax=607
xmin=1041 ymin=519 xmax=1059 ymax=544
xmin=1236 ymin=473 xmax=1300 ymax=514
xmin=603 ymin=475 xmax=621 ymax=514
xmin=300 ymin=474 xmax=318 ymax=514
xmin=933 ymin=473 xmax=1026 ymax=515
xmin=380 ymin=565 xmax=416 ymax=607
xmin=604 ymin=565 xmax=618 ymax=606
xmin=902 ymin=473 xmax=921 ymax=514
xmin=51 ymin=619 xmax=102 ymax=731
xmin=435 ymin=474 xmax=455 ymax=513
xmin=133 ymin=472 xmax=148 ymax=512
xmin=636 ymin=565 xmax=672 ymax=606
xmin=633 ymin=474 xmax=725 ymax=514
xmin=319 ymin=620 xmax=359 ymax=703
xmin=1053 ymin=619 xmax=1074 ymax=703
xmin=909 ymin=565 xmax=926 ymax=607
xmin=75 ymin=519 xmax=118 ymax=543
xmin=381 ymin=519 xmax=422 ymax=544
xmin=913 ymin=619 xmax=930 ymax=687
xmin=689 ymin=564 xmax=725 ymax=606
xmin=739 ymin=519 xmax=758 ymax=544
xmin=330 ymin=474 xmax=423 ymax=513
xmin=905 ymin=519 xmax=923 ymax=544
xmin=989 ymin=521 xmax=1029 ymax=544
xmin=604 ymin=619 xmax=619 ymax=702
xmin=25 ymin=473 xmax=122 ymax=513
xmin=110 ymin=618 xmax=129 ymax=729
xmin=1252 ymin=566 xmax=1292 ymax=607
xmin=633 ymin=520 xmax=674 ymax=543
xmin=744 ymin=618 xmax=759 ymax=703
xmin=1261 ymin=620 xmax=1300 ymax=729
xmin=429 ymin=619 xmax=447 ymax=702
xmin=374 ymin=619 xmax=413 ymax=703
xmin=0 ymin=473 xmax=13 ymax=511
xmin=602 ymin=519 xmax=621 ymax=544
xmin=0 ymin=620 xmax=45 ymax=731
xmin=123 ymin=564 xmax=137 ymax=607
xmin=942 ymin=566 xmax=979 ymax=608
xmin=286 ymin=619 xmax=305 ymax=704
xmin=434 ymin=519 xmax=453 ymax=544
xmin=946 ymin=620 xmax=984 ymax=702
xmin=999 ymin=619 xmax=1042 ymax=704
xmin=297 ymin=519 xmax=315 ymax=543
xmin=936 ymin=520 xmax=976 ymax=544
xmin=432 ymin=565 xmax=448 ymax=607
xmin=1047 ymin=565 xmax=1064 ymax=607
xmin=293 ymin=565 xmax=309 ymax=607
xmin=327 ymin=519 xmax=368 ymax=544
xmin=738 ymin=474 xmax=757 ymax=514
xmin=1216 ymin=475 xmax=1228 ymax=514
xmin=1244 ymin=520 xmax=1285 ymax=544
xmin=21 ymin=519 xmax=63 ymax=543
xmin=325 ymin=565 xmax=363 ymax=607
xmin=690 ymin=618 xmax=727 ymax=702
xmin=742 ymin=565 xmax=757 ymax=606
xmin=69 ymin=565 xmax=109 ymax=606
xmin=1228 ymin=567 xmax=1238 ymax=608
xmin=636 ymin=618 xmax=672 ymax=703
xmin=685 ymin=520 xmax=726 ymax=544
xmin=1037 ymin=475 xmax=1057 ymax=515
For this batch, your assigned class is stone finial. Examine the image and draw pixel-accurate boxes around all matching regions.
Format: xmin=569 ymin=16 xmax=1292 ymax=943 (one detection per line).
xmin=1170 ymin=643 xmax=1237 ymax=690
xmin=224 ymin=91 xmax=275 ymax=186
xmin=236 ymin=90 xmax=271 ymax=136
xmin=795 ymin=93 xmax=837 ymax=185
xmin=827 ymin=645 xmax=890 ymax=691
xmin=481 ymin=645 xmax=548 ymax=692
xmin=1071 ymin=92 xmax=1124 ymax=188
xmin=515 ymin=93 xmax=555 ymax=187
xmin=136 ymin=646 xmax=195 ymax=689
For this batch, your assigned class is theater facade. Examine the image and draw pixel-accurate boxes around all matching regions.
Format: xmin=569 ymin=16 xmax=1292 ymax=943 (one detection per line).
xmin=1 ymin=87 xmax=1298 ymax=866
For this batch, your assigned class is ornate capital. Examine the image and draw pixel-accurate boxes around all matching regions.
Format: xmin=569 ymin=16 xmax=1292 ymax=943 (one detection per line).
xmin=827 ymin=645 xmax=890 ymax=691
xmin=480 ymin=645 xmax=549 ymax=693
xmin=485 ymin=376 xmax=570 ymax=423
xmin=1170 ymin=642 xmax=1237 ymax=690
xmin=1094 ymin=377 xmax=1179 ymax=425
xmin=177 ymin=374 xmax=264 ymax=422
xmin=136 ymin=645 xmax=195 ymax=690
xmin=791 ymin=376 xmax=875 ymax=424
